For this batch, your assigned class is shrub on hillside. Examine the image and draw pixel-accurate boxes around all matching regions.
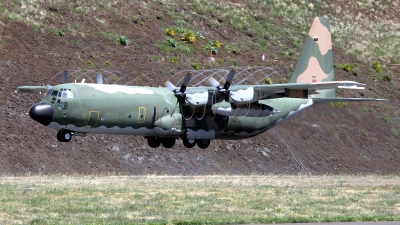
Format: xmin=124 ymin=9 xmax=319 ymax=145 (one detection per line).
xmin=118 ymin=36 xmax=130 ymax=46
xmin=165 ymin=28 xmax=175 ymax=37
xmin=181 ymin=30 xmax=196 ymax=44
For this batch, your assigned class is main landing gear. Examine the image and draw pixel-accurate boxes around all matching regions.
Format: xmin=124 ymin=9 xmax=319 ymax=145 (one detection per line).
xmin=182 ymin=138 xmax=210 ymax=149
xmin=146 ymin=137 xmax=176 ymax=148
xmin=196 ymin=139 xmax=210 ymax=149
xmin=182 ymin=138 xmax=196 ymax=148
xmin=146 ymin=136 xmax=211 ymax=149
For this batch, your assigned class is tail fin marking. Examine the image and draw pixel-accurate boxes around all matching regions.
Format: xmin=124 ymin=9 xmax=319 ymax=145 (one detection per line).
xmin=290 ymin=17 xmax=335 ymax=98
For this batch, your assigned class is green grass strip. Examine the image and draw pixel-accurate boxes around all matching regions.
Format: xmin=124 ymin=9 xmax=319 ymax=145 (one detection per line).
xmin=0 ymin=175 xmax=399 ymax=224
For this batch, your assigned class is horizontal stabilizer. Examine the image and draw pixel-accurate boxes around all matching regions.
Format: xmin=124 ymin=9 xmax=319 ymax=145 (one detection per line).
xmin=313 ymin=98 xmax=388 ymax=103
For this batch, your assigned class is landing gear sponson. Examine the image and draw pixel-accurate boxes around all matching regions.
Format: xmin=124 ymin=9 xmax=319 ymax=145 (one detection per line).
xmin=55 ymin=131 xmax=210 ymax=149
xmin=146 ymin=136 xmax=210 ymax=149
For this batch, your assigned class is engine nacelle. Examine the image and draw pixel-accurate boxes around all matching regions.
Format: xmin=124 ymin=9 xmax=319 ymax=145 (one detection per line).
xmin=229 ymin=87 xmax=254 ymax=104
xmin=184 ymin=91 xmax=208 ymax=107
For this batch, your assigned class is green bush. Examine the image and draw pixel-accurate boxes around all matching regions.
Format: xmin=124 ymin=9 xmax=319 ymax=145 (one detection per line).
xmin=343 ymin=63 xmax=352 ymax=72
xmin=118 ymin=36 xmax=130 ymax=46
xmin=212 ymin=40 xmax=221 ymax=48
xmin=181 ymin=30 xmax=196 ymax=44
xmin=59 ymin=29 xmax=66 ymax=36
xmin=196 ymin=31 xmax=205 ymax=40
xmin=167 ymin=38 xmax=177 ymax=47
xmin=372 ymin=61 xmax=382 ymax=73
xmin=205 ymin=45 xmax=218 ymax=55
xmin=165 ymin=28 xmax=175 ymax=37
xmin=383 ymin=74 xmax=391 ymax=81
xmin=191 ymin=63 xmax=200 ymax=70
xmin=265 ymin=78 xmax=273 ymax=84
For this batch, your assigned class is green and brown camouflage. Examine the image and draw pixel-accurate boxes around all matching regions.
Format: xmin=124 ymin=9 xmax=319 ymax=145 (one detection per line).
xmin=290 ymin=17 xmax=335 ymax=98
xmin=18 ymin=17 xmax=387 ymax=149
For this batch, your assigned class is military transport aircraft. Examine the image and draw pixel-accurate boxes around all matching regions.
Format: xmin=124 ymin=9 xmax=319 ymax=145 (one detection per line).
xmin=18 ymin=17 xmax=386 ymax=149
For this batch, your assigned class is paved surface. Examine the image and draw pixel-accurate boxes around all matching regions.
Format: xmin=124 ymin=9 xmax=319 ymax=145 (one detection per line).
xmin=257 ymin=222 xmax=400 ymax=225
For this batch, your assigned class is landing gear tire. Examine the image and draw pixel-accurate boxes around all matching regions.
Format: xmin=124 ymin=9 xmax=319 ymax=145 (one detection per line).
xmin=197 ymin=139 xmax=210 ymax=149
xmin=57 ymin=130 xmax=72 ymax=142
xmin=147 ymin=136 xmax=161 ymax=148
xmin=182 ymin=138 xmax=196 ymax=148
xmin=162 ymin=138 xmax=176 ymax=148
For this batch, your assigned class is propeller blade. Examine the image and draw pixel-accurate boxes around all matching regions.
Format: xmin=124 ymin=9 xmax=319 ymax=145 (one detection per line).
xmin=223 ymin=70 xmax=235 ymax=90
xmin=46 ymin=84 xmax=53 ymax=90
xmin=208 ymin=77 xmax=220 ymax=88
xmin=61 ymin=70 xmax=68 ymax=84
xmin=179 ymin=73 xmax=191 ymax=93
xmin=165 ymin=81 xmax=177 ymax=91
xmin=96 ymin=73 xmax=103 ymax=84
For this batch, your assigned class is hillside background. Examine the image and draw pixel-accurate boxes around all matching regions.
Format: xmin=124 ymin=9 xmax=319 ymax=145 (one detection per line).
xmin=0 ymin=0 xmax=399 ymax=175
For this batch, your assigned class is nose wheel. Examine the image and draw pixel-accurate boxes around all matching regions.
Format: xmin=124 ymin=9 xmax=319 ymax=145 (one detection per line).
xmin=57 ymin=129 xmax=72 ymax=142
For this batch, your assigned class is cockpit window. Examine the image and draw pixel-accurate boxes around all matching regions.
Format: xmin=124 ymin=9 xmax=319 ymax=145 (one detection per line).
xmin=45 ymin=90 xmax=52 ymax=96
xmin=51 ymin=90 xmax=59 ymax=96
xmin=59 ymin=88 xmax=73 ymax=98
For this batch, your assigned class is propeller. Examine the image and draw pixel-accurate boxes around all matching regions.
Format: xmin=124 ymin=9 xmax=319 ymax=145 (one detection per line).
xmin=208 ymin=70 xmax=235 ymax=102
xmin=61 ymin=70 xmax=68 ymax=84
xmin=165 ymin=73 xmax=191 ymax=104
xmin=96 ymin=72 xmax=103 ymax=84
xmin=42 ymin=70 xmax=69 ymax=91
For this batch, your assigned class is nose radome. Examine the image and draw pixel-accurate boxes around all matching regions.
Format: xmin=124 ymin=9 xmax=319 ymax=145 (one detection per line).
xmin=29 ymin=102 xmax=54 ymax=126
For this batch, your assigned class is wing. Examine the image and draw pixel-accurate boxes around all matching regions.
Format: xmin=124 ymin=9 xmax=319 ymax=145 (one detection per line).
xmin=184 ymin=81 xmax=386 ymax=105
xmin=17 ymin=86 xmax=51 ymax=94
xmin=239 ymin=81 xmax=385 ymax=102
xmin=246 ymin=81 xmax=366 ymax=99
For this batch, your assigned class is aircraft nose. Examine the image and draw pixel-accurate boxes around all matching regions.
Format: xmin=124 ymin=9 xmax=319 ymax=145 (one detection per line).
xmin=29 ymin=102 xmax=54 ymax=126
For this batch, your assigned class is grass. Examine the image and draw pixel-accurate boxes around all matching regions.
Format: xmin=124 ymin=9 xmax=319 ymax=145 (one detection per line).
xmin=1 ymin=0 xmax=398 ymax=67
xmin=98 ymin=30 xmax=121 ymax=45
xmin=0 ymin=175 xmax=399 ymax=224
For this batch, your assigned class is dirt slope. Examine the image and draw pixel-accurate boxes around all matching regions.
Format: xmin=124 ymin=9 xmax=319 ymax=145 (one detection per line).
xmin=0 ymin=1 xmax=399 ymax=175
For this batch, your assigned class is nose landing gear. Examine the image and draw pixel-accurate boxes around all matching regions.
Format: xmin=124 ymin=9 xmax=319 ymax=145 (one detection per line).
xmin=57 ymin=129 xmax=72 ymax=142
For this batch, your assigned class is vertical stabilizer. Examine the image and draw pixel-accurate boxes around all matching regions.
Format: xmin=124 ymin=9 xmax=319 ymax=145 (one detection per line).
xmin=290 ymin=17 xmax=335 ymax=98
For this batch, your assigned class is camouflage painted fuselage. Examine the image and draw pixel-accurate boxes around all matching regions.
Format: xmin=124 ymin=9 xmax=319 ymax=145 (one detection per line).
xmin=42 ymin=83 xmax=312 ymax=140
